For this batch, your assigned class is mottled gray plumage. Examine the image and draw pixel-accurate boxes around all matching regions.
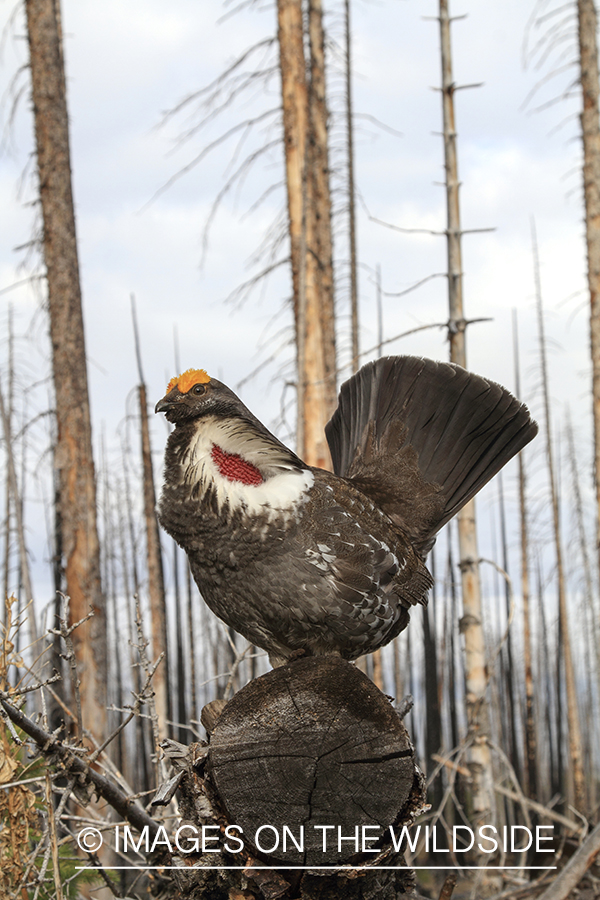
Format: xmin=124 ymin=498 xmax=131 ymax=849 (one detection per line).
xmin=155 ymin=357 xmax=537 ymax=666
xmin=326 ymin=357 xmax=537 ymax=555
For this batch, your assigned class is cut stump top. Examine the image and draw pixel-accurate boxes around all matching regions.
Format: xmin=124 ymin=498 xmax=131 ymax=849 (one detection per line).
xmin=208 ymin=657 xmax=415 ymax=865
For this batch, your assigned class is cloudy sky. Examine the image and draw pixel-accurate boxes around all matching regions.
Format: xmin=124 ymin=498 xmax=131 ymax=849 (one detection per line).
xmin=0 ymin=0 xmax=592 ymax=597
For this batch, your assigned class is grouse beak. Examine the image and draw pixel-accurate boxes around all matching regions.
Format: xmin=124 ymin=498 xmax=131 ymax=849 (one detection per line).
xmin=155 ymin=389 xmax=179 ymax=414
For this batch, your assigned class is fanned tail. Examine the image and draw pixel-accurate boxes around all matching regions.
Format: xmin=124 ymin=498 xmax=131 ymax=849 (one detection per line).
xmin=325 ymin=356 xmax=538 ymax=554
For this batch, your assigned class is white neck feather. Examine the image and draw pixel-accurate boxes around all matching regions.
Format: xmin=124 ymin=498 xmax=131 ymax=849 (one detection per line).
xmin=182 ymin=416 xmax=314 ymax=518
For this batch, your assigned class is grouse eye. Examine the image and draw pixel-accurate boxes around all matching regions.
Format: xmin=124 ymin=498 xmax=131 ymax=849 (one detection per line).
xmin=193 ymin=383 xmax=206 ymax=395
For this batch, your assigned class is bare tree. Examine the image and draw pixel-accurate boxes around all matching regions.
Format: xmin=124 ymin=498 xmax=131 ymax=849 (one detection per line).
xmin=309 ymin=0 xmax=337 ymax=411
xmin=344 ymin=0 xmax=359 ymax=373
xmin=438 ymin=0 xmax=494 ymax=826
xmin=513 ymin=309 xmax=537 ymax=801
xmin=2 ymin=306 xmax=14 ymax=619
xmin=577 ymin=0 xmax=600 ymax=586
xmin=24 ymin=0 xmax=106 ymax=737
xmin=277 ymin=0 xmax=336 ymax=467
xmin=532 ymin=218 xmax=585 ymax=811
xmin=131 ymin=296 xmax=170 ymax=740
xmin=0 ymin=379 xmax=37 ymax=649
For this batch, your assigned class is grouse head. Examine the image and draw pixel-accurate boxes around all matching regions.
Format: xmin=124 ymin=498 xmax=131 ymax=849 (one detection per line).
xmin=155 ymin=368 xmax=311 ymax=516
xmin=155 ymin=368 xmax=245 ymax=424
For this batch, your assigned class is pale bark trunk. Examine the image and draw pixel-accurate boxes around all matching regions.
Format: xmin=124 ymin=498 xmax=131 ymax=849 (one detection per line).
xmin=578 ymin=0 xmax=600 ymax=590
xmin=121 ymin=444 xmax=151 ymax=790
xmin=537 ymin=821 xmax=600 ymax=900
xmin=173 ymin=544 xmax=187 ymax=742
xmin=132 ymin=297 xmax=170 ymax=740
xmin=423 ymin=549 xmax=443 ymax=809
xmin=447 ymin=533 xmax=459 ymax=751
xmin=302 ymin=197 xmax=330 ymax=468
xmin=371 ymin=646 xmax=384 ymax=691
xmin=186 ymin=562 xmax=198 ymax=726
xmin=393 ymin=637 xmax=402 ymax=702
xmin=2 ymin=307 xmax=13 ymax=618
xmin=513 ymin=310 xmax=537 ymax=801
xmin=498 ymin=472 xmax=522 ymax=783
xmin=578 ymin=10 xmax=600 ymax=807
xmin=139 ymin=382 xmax=170 ymax=741
xmin=24 ymin=0 xmax=106 ymax=737
xmin=0 ymin=381 xmax=37 ymax=647
xmin=532 ymin=220 xmax=586 ymax=812
xmin=439 ymin=0 xmax=494 ymax=826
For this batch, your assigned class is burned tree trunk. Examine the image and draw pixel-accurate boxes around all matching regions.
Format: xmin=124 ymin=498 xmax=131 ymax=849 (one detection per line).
xmin=24 ymin=0 xmax=106 ymax=737
xmin=278 ymin=0 xmax=310 ymax=460
xmin=345 ymin=0 xmax=359 ymax=374
xmin=513 ymin=309 xmax=537 ymax=801
xmin=132 ymin=298 xmax=170 ymax=741
xmin=308 ymin=0 xmax=336 ymax=417
xmin=1 ymin=307 xmax=14 ymax=620
xmin=166 ymin=658 xmax=424 ymax=899
xmin=278 ymin=0 xmax=307 ymax=334
xmin=0 ymin=380 xmax=37 ymax=649
xmin=532 ymin=221 xmax=586 ymax=812
xmin=277 ymin=0 xmax=336 ymax=469
xmin=577 ymin=0 xmax=600 ymax=587
xmin=438 ymin=0 xmax=494 ymax=825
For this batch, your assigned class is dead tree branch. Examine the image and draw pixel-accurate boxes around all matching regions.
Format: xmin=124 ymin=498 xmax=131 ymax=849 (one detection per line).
xmin=0 ymin=695 xmax=162 ymax=840
xmin=536 ymin=820 xmax=600 ymax=900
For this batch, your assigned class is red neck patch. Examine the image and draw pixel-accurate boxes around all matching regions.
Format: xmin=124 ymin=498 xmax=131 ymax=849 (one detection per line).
xmin=211 ymin=444 xmax=264 ymax=486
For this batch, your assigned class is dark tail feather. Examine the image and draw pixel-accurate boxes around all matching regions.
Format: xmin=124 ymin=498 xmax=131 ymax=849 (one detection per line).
xmin=325 ymin=357 xmax=538 ymax=553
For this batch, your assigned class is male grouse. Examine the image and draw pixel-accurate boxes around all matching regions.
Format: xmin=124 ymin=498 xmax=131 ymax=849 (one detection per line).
xmin=155 ymin=357 xmax=537 ymax=667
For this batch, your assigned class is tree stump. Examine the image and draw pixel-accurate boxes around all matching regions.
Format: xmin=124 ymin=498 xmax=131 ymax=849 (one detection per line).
xmin=168 ymin=658 xmax=426 ymax=899
xmin=209 ymin=656 xmax=415 ymax=865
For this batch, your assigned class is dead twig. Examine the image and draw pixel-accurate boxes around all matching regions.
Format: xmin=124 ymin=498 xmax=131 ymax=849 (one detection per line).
xmin=0 ymin=696 xmax=162 ymax=840
xmin=438 ymin=872 xmax=458 ymax=900
xmin=45 ymin=772 xmax=64 ymax=900
xmin=48 ymin=594 xmax=93 ymax=743
xmin=431 ymin=751 xmax=471 ymax=779
xmin=88 ymin=649 xmax=164 ymax=764
xmin=134 ymin=595 xmax=166 ymax=786
xmin=494 ymin=784 xmax=585 ymax=836
xmin=536 ymin=820 xmax=600 ymax=900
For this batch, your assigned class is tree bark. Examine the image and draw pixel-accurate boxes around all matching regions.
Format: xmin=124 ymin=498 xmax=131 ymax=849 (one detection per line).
xmin=132 ymin=296 xmax=170 ymax=741
xmin=497 ymin=472 xmax=521 ymax=785
xmin=513 ymin=310 xmax=537 ymax=802
xmin=532 ymin=220 xmax=586 ymax=812
xmin=309 ymin=0 xmax=337 ymax=414
xmin=423 ymin=560 xmax=443 ymax=810
xmin=566 ymin=409 xmax=599 ymax=807
xmin=24 ymin=0 xmax=106 ymax=738
xmin=278 ymin=0 xmax=308 ymax=332
xmin=439 ymin=0 xmax=494 ymax=827
xmin=577 ymin=0 xmax=600 ymax=589
xmin=536 ymin=820 xmax=600 ymax=900
xmin=165 ymin=658 xmax=424 ymax=898
xmin=345 ymin=0 xmax=359 ymax=374
xmin=0 ymin=380 xmax=37 ymax=649
xmin=173 ymin=544 xmax=187 ymax=743
xmin=2 ymin=307 xmax=14 ymax=622
xmin=277 ymin=0 xmax=336 ymax=469
xmin=139 ymin=382 xmax=170 ymax=741
xmin=209 ymin=658 xmax=416 ymax=866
